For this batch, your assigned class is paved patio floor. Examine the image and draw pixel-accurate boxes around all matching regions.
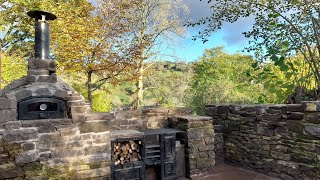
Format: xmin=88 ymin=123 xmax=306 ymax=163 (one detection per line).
xmin=192 ymin=163 xmax=279 ymax=180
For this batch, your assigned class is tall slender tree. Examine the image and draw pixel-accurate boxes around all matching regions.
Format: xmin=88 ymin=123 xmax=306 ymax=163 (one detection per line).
xmin=129 ymin=0 xmax=189 ymax=108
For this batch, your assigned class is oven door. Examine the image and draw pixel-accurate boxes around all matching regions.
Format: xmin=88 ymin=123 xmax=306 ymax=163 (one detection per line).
xmin=18 ymin=96 xmax=66 ymax=120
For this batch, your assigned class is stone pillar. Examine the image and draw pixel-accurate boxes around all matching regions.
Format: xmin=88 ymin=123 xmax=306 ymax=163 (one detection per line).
xmin=170 ymin=115 xmax=215 ymax=178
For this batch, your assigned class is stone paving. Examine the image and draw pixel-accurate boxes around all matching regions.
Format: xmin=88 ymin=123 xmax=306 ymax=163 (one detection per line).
xmin=193 ymin=164 xmax=278 ymax=180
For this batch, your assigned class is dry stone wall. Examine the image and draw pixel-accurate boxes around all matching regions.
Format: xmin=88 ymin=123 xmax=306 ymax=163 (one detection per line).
xmin=205 ymin=102 xmax=320 ymax=180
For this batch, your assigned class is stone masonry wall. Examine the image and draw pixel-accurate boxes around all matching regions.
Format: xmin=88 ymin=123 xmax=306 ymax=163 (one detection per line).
xmin=0 ymin=107 xmax=190 ymax=179
xmin=169 ymin=115 xmax=215 ymax=178
xmin=205 ymin=102 xmax=320 ymax=180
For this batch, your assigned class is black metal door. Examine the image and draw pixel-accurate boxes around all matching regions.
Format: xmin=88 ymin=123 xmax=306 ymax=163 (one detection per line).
xmin=160 ymin=134 xmax=176 ymax=180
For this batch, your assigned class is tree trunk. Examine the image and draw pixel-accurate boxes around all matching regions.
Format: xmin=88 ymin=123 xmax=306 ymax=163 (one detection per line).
xmin=87 ymin=71 xmax=93 ymax=106
xmin=136 ymin=63 xmax=144 ymax=109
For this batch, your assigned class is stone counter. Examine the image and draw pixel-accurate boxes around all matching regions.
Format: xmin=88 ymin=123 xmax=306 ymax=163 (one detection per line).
xmin=0 ymin=107 xmax=191 ymax=179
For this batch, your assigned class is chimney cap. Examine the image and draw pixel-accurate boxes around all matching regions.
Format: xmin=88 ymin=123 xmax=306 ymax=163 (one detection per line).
xmin=27 ymin=10 xmax=57 ymax=21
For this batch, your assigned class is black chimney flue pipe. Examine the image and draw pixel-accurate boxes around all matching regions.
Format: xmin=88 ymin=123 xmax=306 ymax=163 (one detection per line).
xmin=27 ymin=10 xmax=57 ymax=60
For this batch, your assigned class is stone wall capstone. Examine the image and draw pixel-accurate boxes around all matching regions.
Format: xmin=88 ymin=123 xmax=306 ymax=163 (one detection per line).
xmin=205 ymin=102 xmax=320 ymax=180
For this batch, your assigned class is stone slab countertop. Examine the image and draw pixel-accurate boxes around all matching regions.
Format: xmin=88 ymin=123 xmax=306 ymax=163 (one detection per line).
xmin=110 ymin=130 xmax=144 ymax=140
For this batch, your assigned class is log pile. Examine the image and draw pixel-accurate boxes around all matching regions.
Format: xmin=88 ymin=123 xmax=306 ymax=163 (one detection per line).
xmin=114 ymin=140 xmax=142 ymax=165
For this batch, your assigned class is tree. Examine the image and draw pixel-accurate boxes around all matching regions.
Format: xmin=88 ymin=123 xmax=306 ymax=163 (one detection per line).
xmin=190 ymin=0 xmax=320 ymax=97
xmin=128 ymin=0 xmax=189 ymax=109
xmin=143 ymin=61 xmax=191 ymax=107
xmin=0 ymin=0 xmax=142 ymax=104
xmin=186 ymin=47 xmax=267 ymax=114
xmin=253 ymin=53 xmax=317 ymax=103
xmin=50 ymin=0 xmax=141 ymax=104
xmin=0 ymin=50 xmax=27 ymax=88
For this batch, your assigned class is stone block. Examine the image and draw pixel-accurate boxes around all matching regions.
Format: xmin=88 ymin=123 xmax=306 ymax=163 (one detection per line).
xmin=23 ymin=142 xmax=36 ymax=151
xmin=87 ymin=161 xmax=110 ymax=169
xmin=271 ymin=152 xmax=290 ymax=161
xmin=38 ymin=133 xmax=60 ymax=148
xmin=80 ymin=120 xmax=112 ymax=133
xmin=38 ymin=151 xmax=51 ymax=161
xmin=216 ymin=105 xmax=230 ymax=114
xmin=67 ymin=100 xmax=85 ymax=107
xmin=28 ymin=59 xmax=36 ymax=69
xmin=15 ymin=89 xmax=32 ymax=100
xmin=84 ymin=144 xmax=110 ymax=155
xmin=304 ymin=125 xmax=320 ymax=137
xmin=0 ymin=165 xmax=23 ymax=179
xmin=54 ymin=90 xmax=69 ymax=99
xmin=287 ymin=120 xmax=304 ymax=133
xmin=198 ymin=145 xmax=214 ymax=152
xmin=56 ymin=125 xmax=79 ymax=136
xmin=302 ymin=101 xmax=320 ymax=112
xmin=51 ymin=147 xmax=84 ymax=158
xmin=72 ymin=114 xmax=86 ymax=123
xmin=199 ymin=152 xmax=208 ymax=158
xmin=187 ymin=121 xmax=205 ymax=128
xmin=207 ymin=150 xmax=215 ymax=158
xmin=197 ymin=159 xmax=214 ymax=169
xmin=71 ymin=106 xmax=87 ymax=114
xmin=26 ymin=75 xmax=37 ymax=82
xmin=93 ymin=132 xmax=110 ymax=144
xmin=4 ymin=121 xmax=21 ymax=130
xmin=287 ymin=104 xmax=303 ymax=112
xmin=36 ymin=75 xmax=50 ymax=82
xmin=67 ymin=94 xmax=84 ymax=101
xmin=28 ymin=69 xmax=49 ymax=75
xmin=204 ymin=106 xmax=216 ymax=116
xmin=23 ymin=162 xmax=47 ymax=177
xmin=3 ymin=128 xmax=38 ymax=142
xmin=15 ymin=150 xmax=38 ymax=164
xmin=74 ymin=167 xmax=110 ymax=179
xmin=287 ymin=112 xmax=304 ymax=120
xmin=35 ymin=88 xmax=52 ymax=96
xmin=204 ymin=137 xmax=215 ymax=145
xmin=304 ymin=113 xmax=320 ymax=124
xmin=38 ymin=125 xmax=56 ymax=133
xmin=0 ymin=109 xmax=17 ymax=123
xmin=34 ymin=59 xmax=52 ymax=69
xmin=0 ymin=98 xmax=16 ymax=109
xmin=4 ymin=142 xmax=23 ymax=157
xmin=260 ymin=114 xmax=282 ymax=121
xmin=49 ymin=73 xmax=58 ymax=83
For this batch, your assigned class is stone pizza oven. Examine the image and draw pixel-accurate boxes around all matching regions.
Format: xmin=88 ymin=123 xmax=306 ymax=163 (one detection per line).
xmin=0 ymin=10 xmax=90 ymax=123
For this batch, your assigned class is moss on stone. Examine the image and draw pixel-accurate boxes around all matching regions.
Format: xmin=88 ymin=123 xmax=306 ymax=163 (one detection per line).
xmin=5 ymin=143 xmax=23 ymax=157
xmin=0 ymin=162 xmax=16 ymax=171
xmin=23 ymin=162 xmax=47 ymax=177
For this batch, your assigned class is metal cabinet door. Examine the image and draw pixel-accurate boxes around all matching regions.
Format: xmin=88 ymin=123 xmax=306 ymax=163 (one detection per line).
xmin=160 ymin=134 xmax=176 ymax=180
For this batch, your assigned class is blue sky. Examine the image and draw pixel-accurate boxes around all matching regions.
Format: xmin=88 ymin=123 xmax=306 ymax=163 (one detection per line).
xmin=166 ymin=0 xmax=254 ymax=62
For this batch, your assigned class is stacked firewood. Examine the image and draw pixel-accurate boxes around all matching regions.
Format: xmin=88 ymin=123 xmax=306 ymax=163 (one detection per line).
xmin=114 ymin=140 xmax=142 ymax=165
